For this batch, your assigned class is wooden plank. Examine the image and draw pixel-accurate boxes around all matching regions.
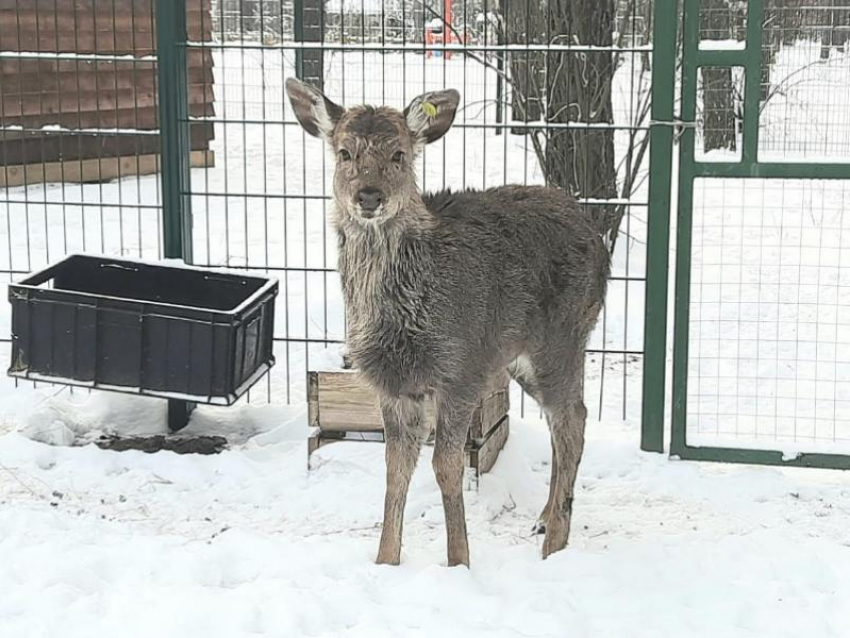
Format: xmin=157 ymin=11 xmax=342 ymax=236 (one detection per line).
xmin=307 ymin=412 xmax=510 ymax=478
xmin=0 ymin=10 xmax=156 ymax=32
xmin=0 ymin=9 xmax=211 ymax=34
xmin=0 ymin=121 xmax=215 ymax=144
xmin=2 ymin=103 xmax=211 ymax=130
xmin=469 ymin=387 xmax=509 ymax=442
xmin=1 ymin=65 xmax=212 ymax=92
xmin=2 ymin=88 xmax=156 ymax=118
xmin=0 ymin=2 xmax=213 ymax=53
xmin=0 ymin=0 xmax=211 ymax=14
xmin=467 ymin=416 xmax=510 ymax=476
xmin=307 ymin=371 xmax=320 ymax=428
xmin=0 ymin=1 xmax=156 ymax=11
xmin=5 ymin=31 xmax=157 ymax=54
xmin=1 ymin=84 xmax=214 ymax=118
xmin=0 ymin=53 xmax=213 ymax=78
xmin=4 ymin=25 xmax=213 ymax=54
xmin=311 ymin=370 xmax=441 ymax=432
xmin=0 ymin=47 xmax=213 ymax=69
xmin=308 ymin=369 xmax=508 ymax=438
xmin=0 ymin=149 xmax=213 ymax=188
xmin=3 ymin=99 xmax=213 ymax=128
xmin=3 ymin=67 xmax=159 ymax=93
xmin=307 ymin=431 xmax=321 ymax=464
xmin=0 ymin=123 xmax=214 ymax=164
xmin=0 ymin=58 xmax=154 ymax=78
xmin=314 ymin=371 xmax=387 ymax=432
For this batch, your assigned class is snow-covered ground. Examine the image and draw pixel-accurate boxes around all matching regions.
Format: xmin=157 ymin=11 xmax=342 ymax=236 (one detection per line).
xmin=1 ymin=38 xmax=850 ymax=637
xmin=2 ymin=385 xmax=850 ymax=637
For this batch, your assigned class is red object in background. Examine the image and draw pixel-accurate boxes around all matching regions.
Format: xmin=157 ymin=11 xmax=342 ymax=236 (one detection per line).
xmin=425 ymin=0 xmax=455 ymax=59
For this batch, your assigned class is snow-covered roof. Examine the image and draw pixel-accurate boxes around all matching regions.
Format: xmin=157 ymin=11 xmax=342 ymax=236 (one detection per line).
xmin=325 ymin=0 xmax=390 ymax=14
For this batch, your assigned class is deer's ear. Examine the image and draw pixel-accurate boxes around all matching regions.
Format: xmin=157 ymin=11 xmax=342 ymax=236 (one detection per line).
xmin=285 ymin=78 xmax=344 ymax=140
xmin=403 ymin=89 xmax=460 ymax=145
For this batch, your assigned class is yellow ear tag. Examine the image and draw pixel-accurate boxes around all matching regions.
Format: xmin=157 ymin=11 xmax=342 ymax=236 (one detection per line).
xmin=422 ymin=101 xmax=438 ymax=118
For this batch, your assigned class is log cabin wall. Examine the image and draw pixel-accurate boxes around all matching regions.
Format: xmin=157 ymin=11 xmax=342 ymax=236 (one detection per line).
xmin=0 ymin=0 xmax=215 ymax=187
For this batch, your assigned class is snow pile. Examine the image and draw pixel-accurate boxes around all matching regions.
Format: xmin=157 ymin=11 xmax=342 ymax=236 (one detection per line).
xmin=8 ymin=389 xmax=167 ymax=447
xmin=310 ymin=343 xmax=349 ymax=372
xmin=1 ymin=383 xmax=850 ymax=636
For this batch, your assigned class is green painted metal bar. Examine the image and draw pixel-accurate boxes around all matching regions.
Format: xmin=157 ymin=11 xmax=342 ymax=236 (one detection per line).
xmin=741 ymin=0 xmax=764 ymax=164
xmin=156 ymin=0 xmax=194 ymax=429
xmin=670 ymin=0 xmax=700 ymax=458
xmin=293 ymin=0 xmax=304 ymax=78
xmin=669 ymin=173 xmax=695 ymax=459
xmin=693 ymin=49 xmax=747 ymax=67
xmin=693 ymin=161 xmax=850 ymax=179
xmin=673 ymin=445 xmax=850 ymax=471
xmin=293 ymin=0 xmax=324 ymax=89
xmin=640 ymin=0 xmax=680 ymax=454
xmin=156 ymin=0 xmax=193 ymax=261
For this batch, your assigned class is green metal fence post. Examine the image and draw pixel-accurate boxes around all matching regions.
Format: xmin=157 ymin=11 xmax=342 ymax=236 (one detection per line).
xmin=640 ymin=0 xmax=679 ymax=453
xmin=156 ymin=0 xmax=195 ymax=431
xmin=294 ymin=0 xmax=324 ymax=90
xmin=156 ymin=0 xmax=193 ymax=262
xmin=670 ymin=0 xmax=700 ymax=458
xmin=741 ymin=0 xmax=765 ymax=165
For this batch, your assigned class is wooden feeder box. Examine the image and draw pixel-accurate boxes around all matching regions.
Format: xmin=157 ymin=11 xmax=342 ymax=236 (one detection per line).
xmin=307 ymin=368 xmax=510 ymax=477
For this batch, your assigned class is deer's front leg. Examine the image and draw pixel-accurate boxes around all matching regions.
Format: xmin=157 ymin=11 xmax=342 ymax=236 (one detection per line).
xmin=433 ymin=391 xmax=477 ymax=568
xmin=376 ymin=395 xmax=425 ymax=566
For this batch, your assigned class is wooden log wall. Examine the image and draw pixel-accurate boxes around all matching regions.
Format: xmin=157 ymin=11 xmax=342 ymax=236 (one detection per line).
xmin=0 ymin=0 xmax=215 ymax=185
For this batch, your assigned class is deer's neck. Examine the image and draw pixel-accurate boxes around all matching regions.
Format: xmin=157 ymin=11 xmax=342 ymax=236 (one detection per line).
xmin=336 ymin=203 xmax=435 ymax=339
xmin=337 ymin=212 xmax=432 ymax=290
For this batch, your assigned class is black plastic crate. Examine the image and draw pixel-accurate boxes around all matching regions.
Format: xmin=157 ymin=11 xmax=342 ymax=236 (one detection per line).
xmin=8 ymin=255 xmax=278 ymax=412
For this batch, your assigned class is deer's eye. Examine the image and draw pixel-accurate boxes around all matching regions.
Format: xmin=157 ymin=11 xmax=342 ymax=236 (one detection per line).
xmin=392 ymin=151 xmax=405 ymax=164
xmin=338 ymin=149 xmax=352 ymax=161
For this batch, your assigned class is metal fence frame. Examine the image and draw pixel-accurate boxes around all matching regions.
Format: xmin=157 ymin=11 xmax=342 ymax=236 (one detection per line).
xmin=3 ymin=0 xmax=842 ymax=465
xmin=0 ymin=1 xmax=657 ymax=427
xmin=641 ymin=0 xmax=850 ymax=469
xmin=154 ymin=0 xmax=654 ymax=418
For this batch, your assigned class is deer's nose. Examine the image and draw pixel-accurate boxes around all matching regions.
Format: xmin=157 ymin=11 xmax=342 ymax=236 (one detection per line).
xmin=357 ymin=187 xmax=383 ymax=213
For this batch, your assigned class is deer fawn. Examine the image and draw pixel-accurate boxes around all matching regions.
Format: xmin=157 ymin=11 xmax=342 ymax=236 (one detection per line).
xmin=286 ymin=78 xmax=609 ymax=567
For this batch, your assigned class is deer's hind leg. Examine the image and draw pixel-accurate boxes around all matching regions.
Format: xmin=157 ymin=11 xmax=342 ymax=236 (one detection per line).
xmin=526 ymin=344 xmax=587 ymax=559
xmin=509 ymin=355 xmax=557 ymax=536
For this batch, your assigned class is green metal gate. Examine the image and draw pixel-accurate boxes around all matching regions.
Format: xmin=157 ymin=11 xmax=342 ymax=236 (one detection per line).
xmin=643 ymin=0 xmax=850 ymax=469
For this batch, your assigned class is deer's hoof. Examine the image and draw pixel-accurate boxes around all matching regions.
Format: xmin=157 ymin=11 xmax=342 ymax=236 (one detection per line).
xmin=447 ymin=557 xmax=470 ymax=568
xmin=375 ymin=557 xmax=400 ymax=566
xmin=541 ymin=517 xmax=570 ymax=559
xmin=375 ymin=549 xmax=401 ymax=566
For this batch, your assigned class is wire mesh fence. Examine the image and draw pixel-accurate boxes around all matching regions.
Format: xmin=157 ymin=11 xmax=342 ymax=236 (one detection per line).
xmin=4 ymin=0 xmax=850 ymax=462
xmin=687 ymin=178 xmax=850 ymax=452
xmin=183 ymin=0 xmax=652 ymax=418
xmin=676 ymin=0 xmax=850 ymax=463
xmin=0 ymin=1 xmax=165 ymax=301
xmin=0 ymin=0 xmax=652 ymax=422
xmin=695 ymin=2 xmax=850 ymax=162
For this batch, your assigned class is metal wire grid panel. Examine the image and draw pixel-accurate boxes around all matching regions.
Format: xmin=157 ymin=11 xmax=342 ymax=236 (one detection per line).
xmin=0 ymin=0 xmax=169 ymax=352
xmin=183 ymin=0 xmax=652 ymax=418
xmin=688 ymin=178 xmax=850 ymax=452
xmin=666 ymin=0 xmax=850 ymax=467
